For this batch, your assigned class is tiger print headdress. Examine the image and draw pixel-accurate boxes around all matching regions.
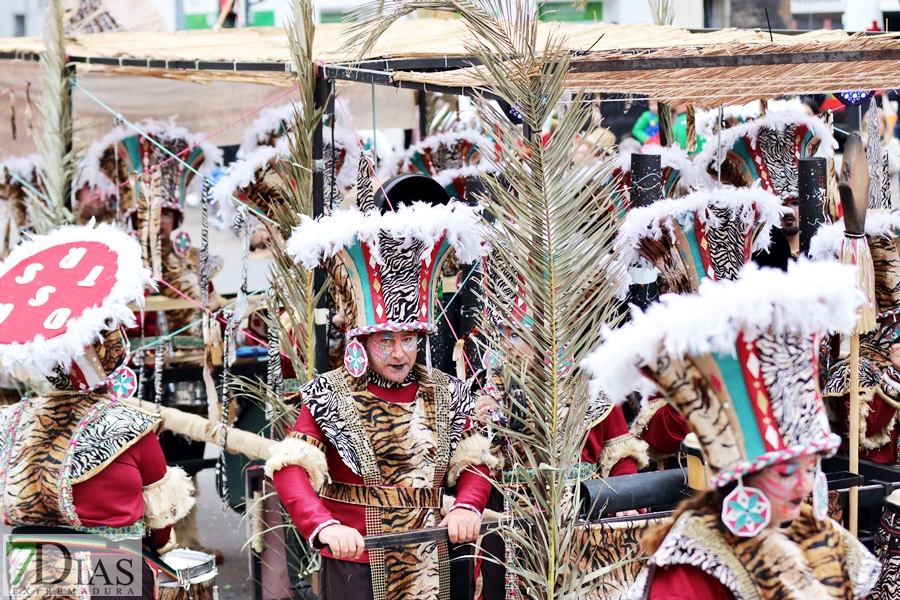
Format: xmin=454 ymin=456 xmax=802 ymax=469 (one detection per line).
xmin=80 ymin=117 xmax=222 ymax=227
xmin=810 ymin=211 xmax=900 ymax=326
xmin=583 ymin=260 xmax=861 ymax=489
xmin=696 ymin=111 xmax=836 ymax=201
xmin=0 ymin=222 xmax=151 ymax=396
xmin=287 ymin=179 xmax=488 ymax=376
xmin=614 ymin=186 xmax=786 ymax=295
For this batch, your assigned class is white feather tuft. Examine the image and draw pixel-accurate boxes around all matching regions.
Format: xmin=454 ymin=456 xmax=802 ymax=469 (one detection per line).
xmin=582 ymin=260 xmax=863 ymax=403
xmin=79 ymin=117 xmax=224 ymax=193
xmin=1 ymin=154 xmax=44 ymax=183
xmin=809 ymin=212 xmax=900 ymax=261
xmin=614 ymin=185 xmax=788 ymax=269
xmin=238 ymin=103 xmax=301 ymax=155
xmin=212 ymin=138 xmax=288 ymax=222
xmin=695 ymin=111 xmax=837 ymax=172
xmin=0 ymin=222 xmax=152 ymax=376
xmin=694 ymin=100 xmax=809 ymax=140
xmin=287 ymin=201 xmax=489 ymax=269
xmin=381 ymin=129 xmax=489 ymax=180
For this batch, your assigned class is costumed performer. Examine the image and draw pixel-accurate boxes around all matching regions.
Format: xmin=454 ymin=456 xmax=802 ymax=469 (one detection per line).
xmin=0 ymin=222 xmax=195 ymax=599
xmin=584 ymin=260 xmax=880 ymax=600
xmin=613 ymin=186 xmax=788 ymax=466
xmin=267 ymin=188 xmax=499 ymax=600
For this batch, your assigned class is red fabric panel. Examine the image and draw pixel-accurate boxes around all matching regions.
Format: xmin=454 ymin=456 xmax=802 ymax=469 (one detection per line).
xmin=648 ymin=565 xmax=736 ymax=600
xmin=643 ymin=404 xmax=691 ymax=456
xmin=580 ymin=404 xmax=631 ymax=464
xmin=609 ymin=457 xmax=638 ymax=478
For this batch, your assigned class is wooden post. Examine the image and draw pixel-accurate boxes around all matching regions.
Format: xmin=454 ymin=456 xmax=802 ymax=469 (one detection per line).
xmin=849 ymin=332 xmax=860 ymax=535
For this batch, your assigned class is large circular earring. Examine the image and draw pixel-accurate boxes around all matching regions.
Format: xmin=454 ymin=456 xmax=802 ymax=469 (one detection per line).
xmin=721 ymin=477 xmax=772 ymax=537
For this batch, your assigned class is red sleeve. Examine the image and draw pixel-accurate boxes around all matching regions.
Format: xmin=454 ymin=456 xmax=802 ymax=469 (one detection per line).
xmin=609 ymin=457 xmax=638 ymax=477
xmin=648 ymin=565 xmax=736 ymax=600
xmin=454 ymin=465 xmax=492 ymax=512
xmin=271 ymin=406 xmax=339 ymax=544
xmin=135 ymin=431 xmax=168 ymax=487
xmin=643 ymin=404 xmax=690 ymax=456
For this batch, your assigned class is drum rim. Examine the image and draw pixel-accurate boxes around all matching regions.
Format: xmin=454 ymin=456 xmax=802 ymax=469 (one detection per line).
xmin=158 ymin=549 xmax=217 ymax=586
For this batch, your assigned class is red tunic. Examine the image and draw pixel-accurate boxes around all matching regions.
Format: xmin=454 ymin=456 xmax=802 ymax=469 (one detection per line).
xmin=274 ymin=380 xmax=493 ymax=563
xmin=647 ymin=564 xmax=736 ymax=600
xmin=580 ymin=405 xmax=638 ymax=476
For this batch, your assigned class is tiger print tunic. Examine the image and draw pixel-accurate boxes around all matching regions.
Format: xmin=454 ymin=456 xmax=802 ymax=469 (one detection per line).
xmin=626 ymin=504 xmax=881 ymax=600
xmin=295 ymin=365 xmax=479 ymax=600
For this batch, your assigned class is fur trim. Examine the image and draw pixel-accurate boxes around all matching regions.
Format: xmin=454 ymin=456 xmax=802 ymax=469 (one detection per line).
xmin=264 ymin=436 xmax=329 ymax=492
xmin=695 ymin=111 xmax=837 ymax=172
xmin=143 ymin=466 xmax=196 ymax=529
xmin=81 ymin=117 xmax=223 ymax=193
xmin=616 ymin=145 xmax=714 ymax=191
xmin=583 ymin=260 xmax=863 ymax=403
xmin=858 ymin=387 xmax=896 ymax=451
xmin=0 ymin=222 xmax=152 ymax=376
xmin=809 ymin=211 xmax=900 ymax=261
xmin=598 ymin=434 xmax=650 ymax=478
xmin=630 ymin=398 xmax=668 ymax=438
xmin=447 ymin=432 xmax=503 ymax=487
xmin=432 ymin=164 xmax=498 ymax=187
xmin=287 ymin=201 xmax=489 ymax=269
xmin=615 ymin=185 xmax=788 ymax=271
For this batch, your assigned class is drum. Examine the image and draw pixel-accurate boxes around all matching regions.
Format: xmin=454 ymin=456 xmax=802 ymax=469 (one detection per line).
xmin=157 ymin=549 xmax=218 ymax=600
xmin=872 ymin=491 xmax=900 ymax=600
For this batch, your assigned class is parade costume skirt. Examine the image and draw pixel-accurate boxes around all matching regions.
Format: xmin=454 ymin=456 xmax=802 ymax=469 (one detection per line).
xmin=320 ymin=557 xmax=375 ymax=600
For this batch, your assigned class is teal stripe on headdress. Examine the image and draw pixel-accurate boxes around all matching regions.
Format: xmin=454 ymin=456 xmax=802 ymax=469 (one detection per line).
xmin=345 ymin=239 xmax=376 ymax=328
xmin=729 ymin=140 xmax=758 ymax=182
xmin=712 ymin=351 xmax=766 ymax=461
xmin=677 ymin=214 xmax=708 ymax=282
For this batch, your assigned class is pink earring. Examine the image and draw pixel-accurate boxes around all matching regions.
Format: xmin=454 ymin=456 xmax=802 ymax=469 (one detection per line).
xmin=721 ymin=478 xmax=772 ymax=537
xmin=344 ymin=337 xmax=368 ymax=377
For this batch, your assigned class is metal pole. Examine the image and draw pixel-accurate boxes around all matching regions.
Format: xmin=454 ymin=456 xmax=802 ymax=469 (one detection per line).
xmin=798 ymin=157 xmax=827 ymax=257
xmin=313 ymin=74 xmax=329 ymax=374
xmin=418 ymin=91 xmax=428 ymax=140
xmin=850 ymin=332 xmax=860 ymax=535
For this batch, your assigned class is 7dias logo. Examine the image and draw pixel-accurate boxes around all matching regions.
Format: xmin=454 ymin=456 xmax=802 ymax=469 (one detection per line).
xmin=3 ymin=535 xmax=143 ymax=598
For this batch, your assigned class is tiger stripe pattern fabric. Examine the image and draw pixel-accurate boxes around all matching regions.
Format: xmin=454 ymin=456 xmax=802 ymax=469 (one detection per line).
xmin=626 ymin=504 xmax=880 ymax=600
xmin=0 ymin=395 xmax=159 ymax=528
xmin=873 ymin=499 xmax=900 ymax=600
xmin=563 ymin=516 xmax=669 ymax=600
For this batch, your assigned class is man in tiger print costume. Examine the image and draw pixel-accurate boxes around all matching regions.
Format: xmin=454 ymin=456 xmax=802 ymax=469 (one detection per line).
xmin=585 ymin=261 xmax=880 ymax=600
xmin=267 ymin=183 xmax=498 ymax=600
xmin=0 ymin=223 xmax=195 ymax=600
xmin=813 ymin=212 xmax=900 ymax=466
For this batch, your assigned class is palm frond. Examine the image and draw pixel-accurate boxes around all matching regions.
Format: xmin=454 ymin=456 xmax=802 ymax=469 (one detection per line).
xmin=34 ymin=0 xmax=75 ymax=232
xmin=345 ymin=1 xmax=625 ymax=597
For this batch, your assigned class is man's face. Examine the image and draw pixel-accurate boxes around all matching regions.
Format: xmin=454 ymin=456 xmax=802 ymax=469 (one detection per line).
xmin=160 ymin=209 xmax=177 ymax=241
xmin=781 ymin=196 xmax=800 ymax=237
xmin=363 ymin=331 xmax=420 ymax=382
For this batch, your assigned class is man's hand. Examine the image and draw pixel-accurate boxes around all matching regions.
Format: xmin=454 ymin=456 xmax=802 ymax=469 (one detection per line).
xmin=474 ymin=395 xmax=497 ymax=420
xmin=318 ymin=524 xmax=365 ymax=560
xmin=890 ymin=344 xmax=900 ymax=371
xmin=438 ymin=508 xmax=482 ymax=543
